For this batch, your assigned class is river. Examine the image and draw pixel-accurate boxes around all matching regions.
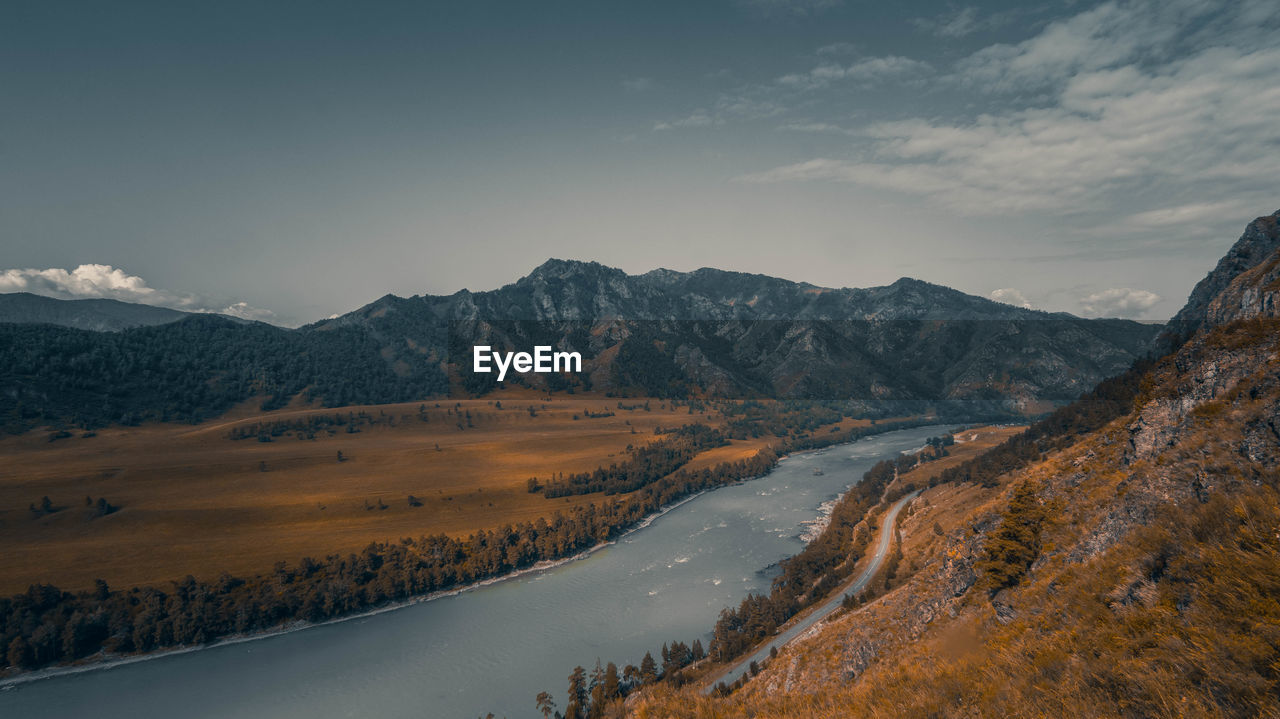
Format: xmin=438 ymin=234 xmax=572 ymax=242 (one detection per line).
xmin=0 ymin=425 xmax=947 ymax=719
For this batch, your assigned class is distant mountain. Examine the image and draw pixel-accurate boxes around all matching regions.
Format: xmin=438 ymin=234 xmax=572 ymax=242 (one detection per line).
xmin=314 ymin=261 xmax=1160 ymax=403
xmin=0 ymin=262 xmax=1161 ymax=431
xmin=0 ymin=292 xmax=194 ymax=331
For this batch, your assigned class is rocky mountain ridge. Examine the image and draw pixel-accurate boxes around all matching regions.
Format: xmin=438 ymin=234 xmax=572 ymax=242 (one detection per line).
xmin=312 ymin=260 xmax=1159 ymax=404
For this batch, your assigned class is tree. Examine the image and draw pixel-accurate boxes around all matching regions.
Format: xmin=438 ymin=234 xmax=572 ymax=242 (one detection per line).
xmin=7 ymin=636 xmax=32 ymax=669
xmin=603 ymin=662 xmax=621 ymax=699
xmin=622 ymin=663 xmax=640 ymax=689
xmin=640 ymin=651 xmax=658 ymax=684
xmin=565 ymin=665 xmax=588 ymax=719
xmin=588 ymin=660 xmax=607 ymax=718
xmin=976 ymin=480 xmax=1046 ymax=595
xmin=535 ymin=691 xmax=556 ymax=719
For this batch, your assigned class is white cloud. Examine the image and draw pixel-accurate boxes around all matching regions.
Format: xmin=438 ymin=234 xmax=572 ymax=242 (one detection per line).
xmin=220 ymin=302 xmax=278 ymax=322
xmin=778 ymin=121 xmax=854 ymax=134
xmin=654 ymin=110 xmax=718 ymax=131
xmin=777 ymin=56 xmax=933 ymax=90
xmin=1079 ymin=287 xmax=1162 ymax=318
xmin=912 ymin=6 xmax=1006 ymax=38
xmin=737 ymin=0 xmax=1280 ymax=216
xmin=990 ymin=287 xmax=1033 ymax=309
xmin=1117 ymin=200 xmax=1250 ymax=229
xmin=948 ymin=0 xmax=1274 ymax=92
xmin=0 ymin=264 xmax=277 ymax=323
xmin=654 ymin=93 xmax=784 ymax=131
xmin=0 ymin=264 xmax=160 ymax=302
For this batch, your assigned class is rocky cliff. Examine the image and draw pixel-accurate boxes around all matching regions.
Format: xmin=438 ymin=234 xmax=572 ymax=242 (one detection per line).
xmin=1165 ymin=208 xmax=1280 ymax=341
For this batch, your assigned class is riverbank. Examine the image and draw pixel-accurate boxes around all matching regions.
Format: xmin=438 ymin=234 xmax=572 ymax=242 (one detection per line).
xmin=0 ymin=485 xmax=719 ymax=689
xmin=0 ymin=424 xmax=953 ymax=719
xmin=3 ymin=419 xmax=946 ymax=686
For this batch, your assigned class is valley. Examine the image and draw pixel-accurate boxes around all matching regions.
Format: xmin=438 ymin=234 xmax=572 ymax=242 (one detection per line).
xmin=0 ymin=425 xmax=959 ymax=719
xmin=0 ymin=394 xmax=786 ymax=594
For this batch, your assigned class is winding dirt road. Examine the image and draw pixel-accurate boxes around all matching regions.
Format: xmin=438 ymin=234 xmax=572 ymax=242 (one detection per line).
xmin=703 ymin=489 xmax=920 ymax=692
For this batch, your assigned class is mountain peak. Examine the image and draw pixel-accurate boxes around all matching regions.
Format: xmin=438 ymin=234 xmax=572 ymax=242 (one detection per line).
xmin=1166 ymin=207 xmax=1280 ymax=341
xmin=523 ymin=258 xmax=622 ymax=283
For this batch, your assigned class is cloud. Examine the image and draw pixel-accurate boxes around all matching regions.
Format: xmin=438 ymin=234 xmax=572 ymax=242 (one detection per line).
xmin=654 ymin=92 xmax=785 ymax=131
xmin=1117 ymin=201 xmax=1251 ymax=230
xmin=778 ymin=121 xmax=854 ymax=134
xmin=654 ymin=110 xmax=718 ymax=131
xmin=220 ymin=302 xmax=278 ymax=322
xmin=777 ymin=56 xmax=933 ymax=90
xmin=990 ymin=287 xmax=1033 ymax=309
xmin=736 ymin=0 xmax=1280 ymax=216
xmin=912 ymin=6 xmax=1005 ymax=38
xmin=953 ymin=0 xmax=1275 ymax=92
xmin=0 ymin=264 xmax=277 ymax=323
xmin=1079 ymin=287 xmax=1162 ymax=318
xmin=1 ymin=264 xmax=160 ymax=302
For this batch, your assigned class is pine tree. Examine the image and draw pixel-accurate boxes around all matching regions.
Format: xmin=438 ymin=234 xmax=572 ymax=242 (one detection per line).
xmin=565 ymin=665 xmax=588 ymax=719
xmin=640 ymin=651 xmax=658 ymax=684
xmin=603 ymin=662 xmax=620 ymax=699
xmin=535 ymin=690 xmax=556 ymax=719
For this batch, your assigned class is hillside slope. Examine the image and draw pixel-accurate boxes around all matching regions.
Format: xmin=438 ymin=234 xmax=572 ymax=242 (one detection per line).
xmin=0 ymin=292 xmax=193 ymax=331
xmin=628 ymin=210 xmax=1280 ymax=718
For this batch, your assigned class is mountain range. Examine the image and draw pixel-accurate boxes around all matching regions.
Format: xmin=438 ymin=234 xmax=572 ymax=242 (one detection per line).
xmin=0 ymin=248 xmax=1193 ymax=430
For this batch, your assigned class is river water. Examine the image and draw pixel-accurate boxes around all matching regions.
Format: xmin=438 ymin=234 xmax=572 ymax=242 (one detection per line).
xmin=0 ymin=425 xmax=945 ymax=719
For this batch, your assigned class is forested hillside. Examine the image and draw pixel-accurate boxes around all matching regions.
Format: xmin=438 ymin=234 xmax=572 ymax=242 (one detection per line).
xmin=0 ymin=316 xmax=447 ymax=431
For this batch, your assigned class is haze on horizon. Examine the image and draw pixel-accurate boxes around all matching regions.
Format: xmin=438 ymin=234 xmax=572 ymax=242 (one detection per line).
xmin=3 ymin=0 xmax=1278 ymax=326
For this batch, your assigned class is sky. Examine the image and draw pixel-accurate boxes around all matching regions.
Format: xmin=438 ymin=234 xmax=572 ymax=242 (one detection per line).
xmin=2 ymin=0 xmax=1278 ymax=326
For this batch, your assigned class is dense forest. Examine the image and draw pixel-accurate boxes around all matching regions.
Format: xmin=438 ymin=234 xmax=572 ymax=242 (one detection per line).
xmin=0 ymin=317 xmax=447 ymax=432
xmin=533 ymin=424 xmax=729 ymax=497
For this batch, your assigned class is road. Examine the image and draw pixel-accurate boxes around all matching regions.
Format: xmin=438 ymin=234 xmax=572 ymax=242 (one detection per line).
xmin=702 ymin=489 xmax=921 ymax=693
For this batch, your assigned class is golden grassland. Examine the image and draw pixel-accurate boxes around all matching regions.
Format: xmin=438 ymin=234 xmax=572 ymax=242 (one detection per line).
xmin=0 ymin=393 xmax=788 ymax=595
